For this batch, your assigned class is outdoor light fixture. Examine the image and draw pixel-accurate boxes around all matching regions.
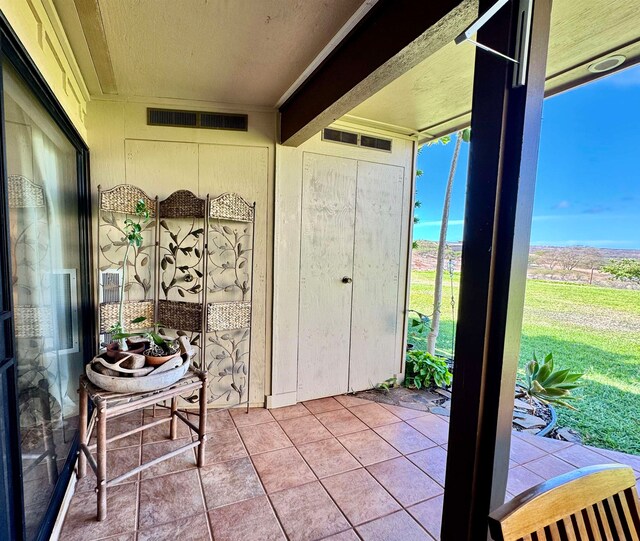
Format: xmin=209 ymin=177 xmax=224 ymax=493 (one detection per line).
xmin=588 ymin=55 xmax=626 ymax=74
xmin=455 ymin=0 xmax=533 ymax=88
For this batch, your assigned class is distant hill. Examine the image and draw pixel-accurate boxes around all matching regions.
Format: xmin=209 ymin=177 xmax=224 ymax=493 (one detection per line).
xmin=412 ymin=241 xmax=640 ymax=289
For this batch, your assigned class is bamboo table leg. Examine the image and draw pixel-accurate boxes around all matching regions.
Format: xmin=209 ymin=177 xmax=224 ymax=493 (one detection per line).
xmin=170 ymin=396 xmax=178 ymax=440
xmin=77 ymin=383 xmax=87 ymax=479
xmin=197 ymin=375 xmax=207 ymax=467
xmin=96 ymin=399 xmax=107 ymax=521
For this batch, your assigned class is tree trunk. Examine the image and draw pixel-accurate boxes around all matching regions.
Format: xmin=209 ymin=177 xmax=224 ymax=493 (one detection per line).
xmin=427 ymin=133 xmax=463 ymax=355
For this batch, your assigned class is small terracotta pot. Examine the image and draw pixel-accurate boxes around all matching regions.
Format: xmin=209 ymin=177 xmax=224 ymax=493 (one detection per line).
xmin=105 ymin=341 xmax=121 ymax=359
xmin=126 ymin=337 xmax=150 ymax=355
xmin=144 ymin=352 xmax=179 ymax=367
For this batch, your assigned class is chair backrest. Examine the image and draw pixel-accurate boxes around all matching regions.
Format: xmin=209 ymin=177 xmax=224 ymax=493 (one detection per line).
xmin=489 ymin=464 xmax=640 ymax=541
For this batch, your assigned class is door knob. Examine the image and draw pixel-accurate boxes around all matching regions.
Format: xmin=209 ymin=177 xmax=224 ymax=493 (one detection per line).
xmin=342 ymin=276 xmax=352 ymax=284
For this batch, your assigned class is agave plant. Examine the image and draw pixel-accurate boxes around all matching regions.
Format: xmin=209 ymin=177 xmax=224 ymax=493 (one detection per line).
xmin=520 ymin=353 xmax=584 ymax=410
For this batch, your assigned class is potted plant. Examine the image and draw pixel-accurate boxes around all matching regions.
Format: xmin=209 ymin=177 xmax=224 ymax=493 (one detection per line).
xmin=113 ymin=324 xmax=180 ymax=367
xmin=106 ymin=199 xmax=150 ymax=356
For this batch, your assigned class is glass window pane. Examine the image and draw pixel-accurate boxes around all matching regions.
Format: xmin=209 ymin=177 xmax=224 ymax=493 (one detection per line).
xmin=3 ymin=60 xmax=83 ymax=541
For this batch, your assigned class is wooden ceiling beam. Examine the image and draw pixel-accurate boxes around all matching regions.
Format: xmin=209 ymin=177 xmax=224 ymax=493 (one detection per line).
xmin=278 ymin=0 xmax=475 ymax=147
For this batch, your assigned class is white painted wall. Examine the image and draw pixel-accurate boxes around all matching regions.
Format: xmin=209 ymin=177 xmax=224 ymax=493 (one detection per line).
xmin=270 ymin=128 xmax=416 ymax=407
xmin=87 ymin=98 xmax=276 ymax=406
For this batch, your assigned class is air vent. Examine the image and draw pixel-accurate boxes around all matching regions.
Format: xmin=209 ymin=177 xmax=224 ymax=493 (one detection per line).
xmin=147 ymin=108 xmax=248 ymax=131
xmin=360 ymin=135 xmax=392 ymax=152
xmin=323 ymin=128 xmax=358 ymax=145
xmin=322 ymin=128 xmax=392 ymax=152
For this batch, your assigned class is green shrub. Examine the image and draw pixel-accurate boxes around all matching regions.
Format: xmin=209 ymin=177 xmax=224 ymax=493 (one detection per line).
xmin=521 ymin=352 xmax=584 ymax=410
xmin=405 ymin=350 xmax=452 ymax=389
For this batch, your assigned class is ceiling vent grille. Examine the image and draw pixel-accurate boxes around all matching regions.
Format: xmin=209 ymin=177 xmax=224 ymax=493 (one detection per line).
xmin=322 ymin=128 xmax=392 ymax=152
xmin=147 ymin=108 xmax=248 ymax=131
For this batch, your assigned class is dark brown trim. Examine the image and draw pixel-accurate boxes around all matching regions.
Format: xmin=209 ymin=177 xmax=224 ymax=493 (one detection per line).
xmin=440 ymin=0 xmax=552 ymax=539
xmin=278 ymin=0 xmax=472 ymax=146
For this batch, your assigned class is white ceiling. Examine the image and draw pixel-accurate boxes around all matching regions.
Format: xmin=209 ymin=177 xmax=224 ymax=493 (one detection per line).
xmin=54 ymin=0 xmax=640 ymax=140
xmin=55 ymin=0 xmax=365 ymax=107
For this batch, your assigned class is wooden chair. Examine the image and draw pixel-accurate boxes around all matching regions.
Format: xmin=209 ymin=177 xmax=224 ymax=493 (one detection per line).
xmin=489 ymin=464 xmax=640 ymax=541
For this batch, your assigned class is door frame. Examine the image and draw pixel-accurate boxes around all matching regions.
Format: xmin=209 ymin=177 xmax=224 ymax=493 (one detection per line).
xmin=0 ymin=12 xmax=93 ymax=541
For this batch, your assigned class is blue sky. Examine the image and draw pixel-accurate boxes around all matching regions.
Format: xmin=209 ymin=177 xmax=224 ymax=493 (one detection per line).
xmin=414 ymin=64 xmax=640 ymax=250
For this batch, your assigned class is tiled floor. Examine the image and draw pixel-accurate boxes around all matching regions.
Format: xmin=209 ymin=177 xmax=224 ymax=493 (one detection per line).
xmin=60 ymin=396 xmax=640 ymax=541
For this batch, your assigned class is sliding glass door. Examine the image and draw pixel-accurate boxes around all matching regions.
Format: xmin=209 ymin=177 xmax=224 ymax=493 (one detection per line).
xmin=0 ymin=19 xmax=92 ymax=541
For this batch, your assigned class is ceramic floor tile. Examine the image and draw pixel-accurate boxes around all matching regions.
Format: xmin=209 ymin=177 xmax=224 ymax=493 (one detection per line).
xmin=138 ymin=469 xmax=204 ymax=529
xmin=251 ymin=446 xmax=316 ymax=493
xmin=373 ymin=422 xmax=438 ymax=455
xmin=522 ymin=454 xmax=576 ymax=480
xmin=137 ymin=512 xmax=211 ymax=541
xmin=199 ymin=456 xmax=264 ymax=509
xmin=302 ymin=397 xmax=344 ymax=414
xmin=338 ymin=429 xmax=400 ymax=466
xmin=199 ymin=428 xmax=247 ymax=465
xmin=406 ymin=414 xmax=450 ymax=445
xmin=278 ymin=415 xmax=333 ymax=445
xmin=349 ymin=403 xmax=401 ymax=428
xmin=230 ymin=407 xmax=275 ymax=427
xmin=208 ymin=495 xmax=285 ymax=541
xmin=407 ymin=495 xmax=444 ymax=540
xmin=321 ymin=531 xmax=361 ymax=541
xmin=140 ymin=438 xmax=197 ymax=478
xmin=297 ymin=437 xmax=361 ymax=478
xmin=512 ymin=431 xmax=573 ymax=453
xmin=321 ymin=468 xmax=400 ymax=526
xmin=270 ymin=481 xmax=351 ymax=541
xmin=237 ymin=421 xmax=292 ymax=455
xmin=270 ymin=403 xmax=311 ymax=421
xmin=60 ymin=483 xmax=138 ymax=541
xmin=75 ymin=446 xmax=141 ymax=492
xmin=368 ymin=457 xmax=443 ymax=506
xmin=90 ymin=411 xmax=143 ymax=449
xmin=406 ymin=446 xmax=448 ymax=486
xmin=589 ymin=446 xmax=640 ymax=473
xmin=356 ymin=510 xmax=433 ymax=541
xmin=554 ymin=445 xmax=612 ymax=468
xmin=379 ymin=403 xmax=431 ymax=421
xmin=142 ymin=412 xmax=191 ymax=444
xmin=315 ymin=408 xmax=368 ymax=437
xmin=188 ymin=409 xmax=235 ymax=433
xmin=334 ymin=394 xmax=372 ymax=408
xmin=506 ymin=465 xmax=546 ymax=496
xmin=509 ymin=435 xmax=549 ymax=465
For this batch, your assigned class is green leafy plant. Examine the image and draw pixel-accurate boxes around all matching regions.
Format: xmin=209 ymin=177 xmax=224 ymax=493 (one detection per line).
xmin=602 ymin=258 xmax=640 ymax=285
xmin=407 ymin=309 xmax=430 ymax=348
xmin=520 ymin=352 xmax=584 ymax=410
xmin=375 ymin=377 xmax=397 ymax=394
xmin=405 ymin=350 xmax=452 ymax=389
xmin=109 ymin=199 xmax=150 ymax=342
xmin=113 ymin=317 xmax=178 ymax=356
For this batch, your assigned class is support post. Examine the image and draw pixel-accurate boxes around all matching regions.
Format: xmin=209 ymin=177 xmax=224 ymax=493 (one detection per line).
xmin=77 ymin=383 xmax=87 ymax=479
xmin=197 ymin=373 xmax=208 ymax=467
xmin=170 ymin=396 xmax=178 ymax=440
xmin=440 ymin=0 xmax=552 ymax=539
xmin=96 ymin=400 xmax=107 ymax=521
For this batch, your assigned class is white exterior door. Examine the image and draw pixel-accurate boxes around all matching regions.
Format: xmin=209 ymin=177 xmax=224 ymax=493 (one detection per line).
xmin=297 ymin=152 xmax=405 ymax=401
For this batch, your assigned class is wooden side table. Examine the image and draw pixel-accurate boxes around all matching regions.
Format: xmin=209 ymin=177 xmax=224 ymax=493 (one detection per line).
xmin=77 ymin=369 xmax=208 ymax=520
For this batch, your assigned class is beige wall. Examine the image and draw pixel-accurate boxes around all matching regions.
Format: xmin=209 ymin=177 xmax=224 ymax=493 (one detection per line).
xmin=1 ymin=0 xmax=88 ymax=138
xmin=87 ymin=98 xmax=276 ymax=406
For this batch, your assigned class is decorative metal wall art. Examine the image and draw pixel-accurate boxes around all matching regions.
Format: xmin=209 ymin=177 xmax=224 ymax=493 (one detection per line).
xmin=96 ymin=185 xmax=255 ymax=410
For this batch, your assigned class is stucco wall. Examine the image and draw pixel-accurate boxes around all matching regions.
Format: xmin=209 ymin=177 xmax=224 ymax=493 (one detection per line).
xmin=1 ymin=0 xmax=88 ymax=139
xmin=87 ymin=98 xmax=276 ymax=406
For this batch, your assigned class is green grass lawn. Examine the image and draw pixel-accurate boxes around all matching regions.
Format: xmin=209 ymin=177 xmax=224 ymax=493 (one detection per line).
xmin=409 ymin=270 xmax=640 ymax=454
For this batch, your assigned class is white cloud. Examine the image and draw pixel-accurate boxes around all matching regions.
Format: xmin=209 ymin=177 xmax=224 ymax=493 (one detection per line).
xmin=414 ymin=219 xmax=464 ymax=228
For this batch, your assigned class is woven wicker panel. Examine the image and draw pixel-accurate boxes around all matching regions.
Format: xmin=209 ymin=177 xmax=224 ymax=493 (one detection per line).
xmin=100 ymin=184 xmax=156 ymax=216
xmin=15 ymin=306 xmax=53 ymax=338
xmin=207 ymin=301 xmax=251 ymax=331
xmin=8 ymin=175 xmax=45 ymax=208
xmin=159 ymin=190 xmax=205 ymax=218
xmin=99 ymin=301 xmax=154 ymax=333
xmin=158 ymin=300 xmax=203 ymax=332
xmin=209 ymin=193 xmax=254 ymax=222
